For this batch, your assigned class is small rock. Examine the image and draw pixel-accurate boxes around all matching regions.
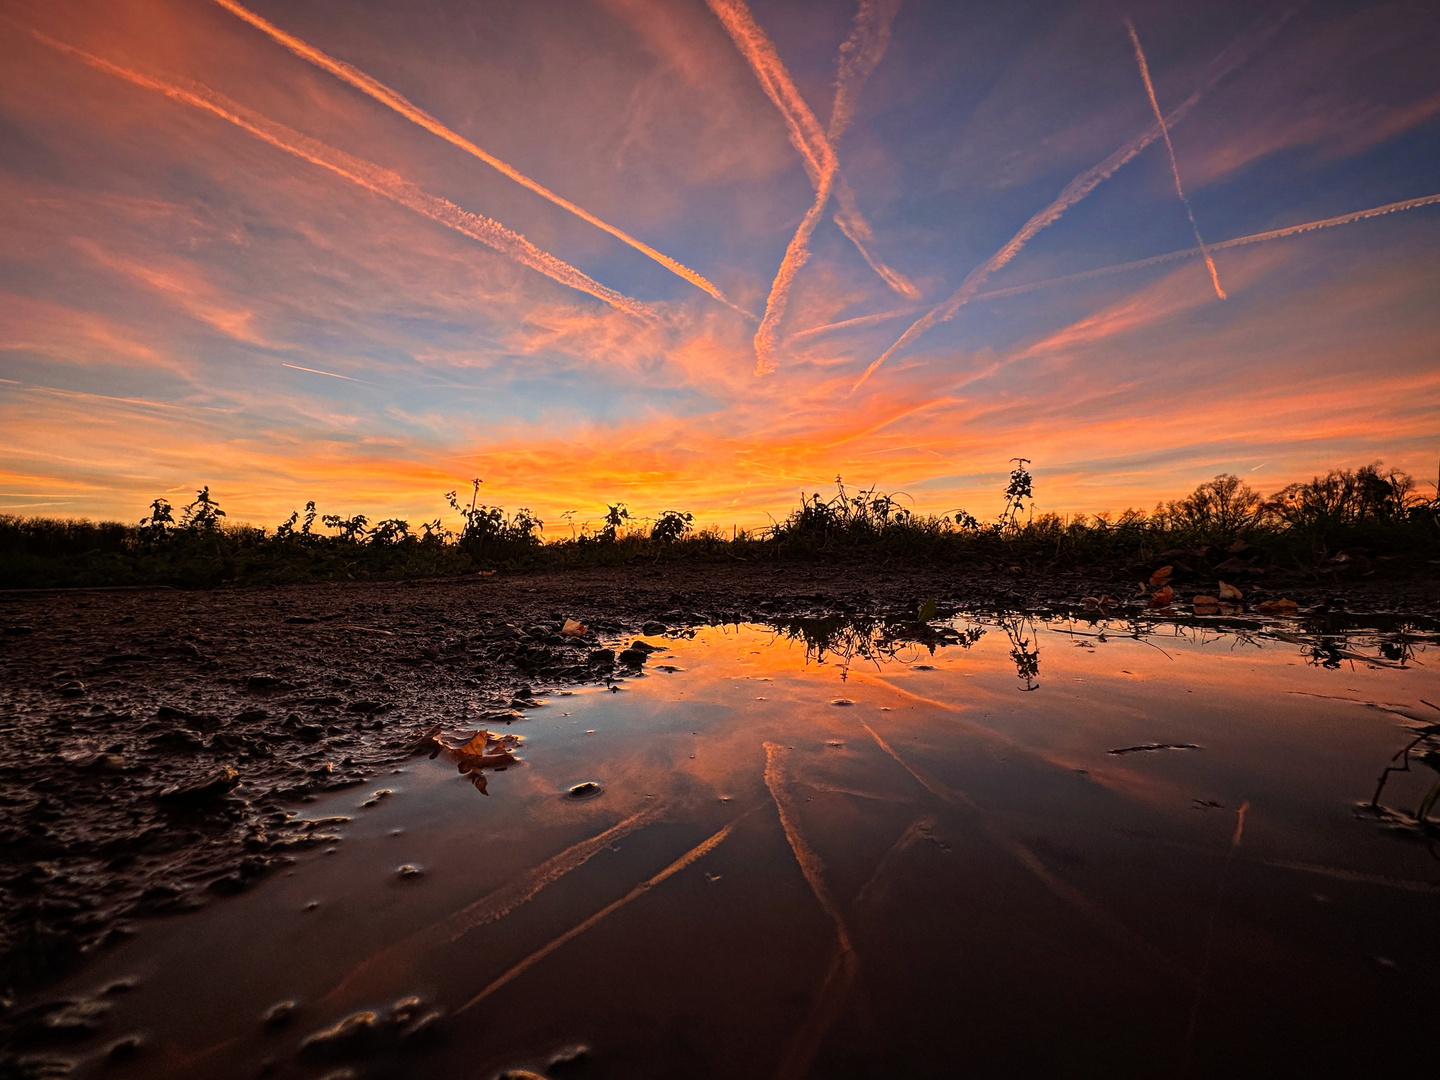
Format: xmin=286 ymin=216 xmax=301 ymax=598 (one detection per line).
xmin=262 ymin=1000 xmax=298 ymax=1028
xmin=298 ymin=1011 xmax=377 ymax=1060
xmin=57 ymin=681 xmax=86 ymax=698
xmin=565 ymin=781 xmax=602 ymax=800
xmin=616 ymin=648 xmax=647 ymax=667
xmin=148 ymin=731 xmax=206 ymax=754
xmin=156 ymin=766 xmax=240 ymax=805
xmin=4 ymin=624 xmax=35 ymax=635
xmin=395 ymin=863 xmax=424 ymax=881
xmin=628 ymin=640 xmax=659 ymax=654
xmin=588 ymin=648 xmax=615 ymax=667
xmin=104 ymin=1034 xmax=143 ymax=1064
xmin=642 ymin=621 xmax=668 ymax=635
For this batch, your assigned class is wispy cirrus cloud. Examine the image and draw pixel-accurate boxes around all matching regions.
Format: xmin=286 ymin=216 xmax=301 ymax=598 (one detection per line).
xmin=704 ymin=0 xmax=917 ymax=324
xmin=34 ymin=31 xmax=655 ymax=319
xmin=852 ymin=3 xmax=1299 ymax=392
xmin=209 ymin=0 xmax=744 ymax=317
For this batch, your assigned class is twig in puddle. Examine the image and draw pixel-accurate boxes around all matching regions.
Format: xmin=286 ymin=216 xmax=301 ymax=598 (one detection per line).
xmin=1181 ymin=800 xmax=1249 ymax=1076
xmin=455 ymin=817 xmax=740 ymax=1014
xmin=1108 ymin=743 xmax=1201 ymax=756
xmin=324 ymin=809 xmax=657 ymax=1004
xmin=763 ymin=742 xmax=859 ymax=1080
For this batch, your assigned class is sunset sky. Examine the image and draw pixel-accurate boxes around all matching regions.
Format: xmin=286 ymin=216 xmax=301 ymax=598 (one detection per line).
xmin=2 ymin=0 xmax=1438 ymax=533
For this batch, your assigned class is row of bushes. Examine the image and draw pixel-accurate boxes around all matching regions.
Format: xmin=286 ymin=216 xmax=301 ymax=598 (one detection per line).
xmin=1 ymin=464 xmax=1436 ymax=588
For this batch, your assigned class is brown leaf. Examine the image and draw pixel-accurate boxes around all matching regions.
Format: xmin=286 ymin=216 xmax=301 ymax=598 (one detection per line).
xmin=1217 ymin=580 xmax=1243 ymax=601
xmin=1257 ymin=598 xmax=1299 ymax=615
xmin=1149 ymin=585 xmax=1174 ymax=607
xmin=1149 ymin=566 xmax=1174 ymax=586
xmin=453 ymin=729 xmax=520 ymax=767
xmin=561 ymin=618 xmax=588 ymax=638
xmin=1192 ymin=595 xmax=1219 ymax=607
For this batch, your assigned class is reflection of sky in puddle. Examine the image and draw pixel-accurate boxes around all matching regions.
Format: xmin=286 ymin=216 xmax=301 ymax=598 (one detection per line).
xmin=51 ymin=618 xmax=1440 ymax=1079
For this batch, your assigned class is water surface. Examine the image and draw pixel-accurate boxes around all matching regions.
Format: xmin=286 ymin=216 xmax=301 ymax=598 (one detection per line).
xmin=36 ymin=613 xmax=1440 ymax=1079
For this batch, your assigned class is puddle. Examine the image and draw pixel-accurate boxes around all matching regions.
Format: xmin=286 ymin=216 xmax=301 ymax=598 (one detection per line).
xmin=22 ymin=614 xmax=1440 ymax=1078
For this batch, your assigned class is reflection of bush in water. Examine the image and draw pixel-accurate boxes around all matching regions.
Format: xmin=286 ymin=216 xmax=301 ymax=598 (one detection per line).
xmin=773 ymin=614 xmax=984 ymax=678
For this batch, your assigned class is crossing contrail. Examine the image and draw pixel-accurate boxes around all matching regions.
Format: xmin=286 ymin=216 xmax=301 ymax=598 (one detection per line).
xmin=851 ymin=3 xmax=1299 ymax=391
xmin=790 ymin=189 xmax=1440 ymax=344
xmin=210 ymin=0 xmax=742 ymax=315
xmin=751 ymin=0 xmax=902 ymax=373
xmin=704 ymin=0 xmax=917 ymax=305
xmin=37 ymin=33 xmax=654 ymax=318
xmin=1124 ymin=17 xmax=1226 ymax=300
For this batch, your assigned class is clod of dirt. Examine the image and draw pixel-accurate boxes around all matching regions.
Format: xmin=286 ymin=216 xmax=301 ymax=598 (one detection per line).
xmin=298 ymin=1011 xmax=378 ymax=1060
xmin=617 ymin=648 xmax=648 ymax=667
xmin=565 ymin=781 xmax=602 ymax=800
xmin=642 ymin=620 xmax=668 ymax=635
xmin=548 ymin=1044 xmax=591 ymax=1073
xmin=156 ymin=766 xmax=240 ymax=805
xmin=57 ymin=682 xmax=85 ymax=698
xmin=627 ymin=641 xmax=659 ymax=654
xmin=262 ymin=1000 xmax=298 ymax=1028
xmin=395 ymin=863 xmax=424 ymax=881
xmin=104 ymin=1034 xmax=143 ymax=1063
xmin=588 ymin=648 xmax=615 ymax=666
xmin=830 ymin=699 xmax=854 ymax=707
xmin=245 ymin=675 xmax=293 ymax=692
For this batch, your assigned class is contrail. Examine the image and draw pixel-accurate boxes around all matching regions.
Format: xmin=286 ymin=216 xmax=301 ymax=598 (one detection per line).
xmin=851 ymin=3 xmax=1299 ymax=391
xmin=1124 ymin=18 xmax=1225 ymax=300
xmin=281 ymin=363 xmax=357 ymax=381
xmin=210 ymin=0 xmax=743 ymax=315
xmin=37 ymin=33 xmax=653 ymax=318
xmin=751 ymin=0 xmax=900 ymax=373
xmin=705 ymin=0 xmax=917 ymax=304
xmin=793 ymin=189 xmax=1440 ymax=342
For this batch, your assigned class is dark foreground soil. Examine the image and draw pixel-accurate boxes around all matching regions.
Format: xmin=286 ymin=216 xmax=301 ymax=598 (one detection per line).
xmin=2 ymin=558 xmax=1437 ymax=1019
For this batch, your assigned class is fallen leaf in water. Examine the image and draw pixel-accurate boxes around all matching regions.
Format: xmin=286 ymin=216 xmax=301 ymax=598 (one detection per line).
xmin=561 ymin=618 xmax=588 ymax=637
xmin=1257 ymin=598 xmax=1299 ymax=615
xmin=1149 ymin=585 xmax=1174 ymax=607
xmin=1218 ymin=580 xmax=1243 ymax=601
xmin=1192 ymin=595 xmax=1220 ymax=612
xmin=1149 ymin=566 xmax=1174 ymax=586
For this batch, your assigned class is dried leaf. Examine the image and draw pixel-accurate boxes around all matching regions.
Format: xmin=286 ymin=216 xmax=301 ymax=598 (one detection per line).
xmin=1217 ymin=580 xmax=1243 ymax=601
xmin=1149 ymin=585 xmax=1174 ymax=607
xmin=1192 ymin=595 xmax=1219 ymax=607
xmin=561 ymin=618 xmax=588 ymax=638
xmin=1257 ymin=598 xmax=1299 ymax=615
xmin=1149 ymin=566 xmax=1174 ymax=586
xmin=453 ymin=729 xmax=520 ymax=767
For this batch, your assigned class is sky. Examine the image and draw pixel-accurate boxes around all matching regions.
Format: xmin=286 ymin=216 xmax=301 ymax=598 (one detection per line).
xmin=1 ymin=0 xmax=1438 ymax=533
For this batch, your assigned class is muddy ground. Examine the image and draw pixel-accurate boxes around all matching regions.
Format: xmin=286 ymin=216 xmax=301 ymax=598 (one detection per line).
xmin=2 ymin=558 xmax=1437 ymax=1021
